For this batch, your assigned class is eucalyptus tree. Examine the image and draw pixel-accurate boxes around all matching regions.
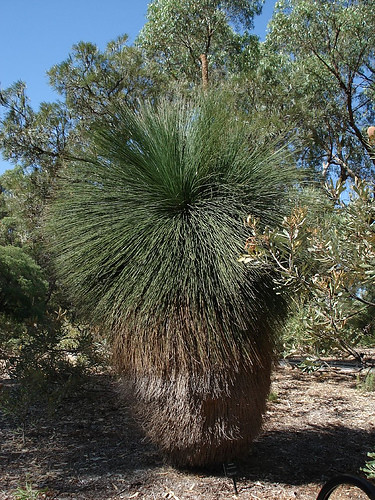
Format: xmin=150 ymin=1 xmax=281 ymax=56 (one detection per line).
xmin=47 ymin=95 xmax=299 ymax=466
xmin=137 ymin=0 xmax=263 ymax=89
xmin=264 ymin=0 xmax=375 ymax=181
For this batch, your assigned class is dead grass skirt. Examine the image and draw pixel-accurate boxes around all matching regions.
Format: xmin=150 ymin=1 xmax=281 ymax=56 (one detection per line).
xmin=120 ymin=359 xmax=271 ymax=467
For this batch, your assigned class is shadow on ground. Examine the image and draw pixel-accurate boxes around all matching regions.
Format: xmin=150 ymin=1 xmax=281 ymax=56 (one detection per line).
xmin=1 ymin=374 xmax=374 ymax=497
xmin=0 ymin=375 xmax=162 ymax=495
xmin=240 ymin=426 xmax=375 ymax=485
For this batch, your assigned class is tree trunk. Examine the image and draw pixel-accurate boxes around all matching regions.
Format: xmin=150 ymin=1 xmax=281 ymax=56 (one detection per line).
xmin=200 ymin=54 xmax=209 ymax=90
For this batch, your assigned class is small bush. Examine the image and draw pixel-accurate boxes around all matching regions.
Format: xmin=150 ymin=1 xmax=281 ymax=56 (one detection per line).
xmin=0 ymin=312 xmax=107 ymax=422
xmin=13 ymin=480 xmax=47 ymax=500
xmin=362 ymin=452 xmax=375 ymax=479
xmin=356 ymin=371 xmax=375 ymax=393
xmin=0 ymin=246 xmax=47 ymax=320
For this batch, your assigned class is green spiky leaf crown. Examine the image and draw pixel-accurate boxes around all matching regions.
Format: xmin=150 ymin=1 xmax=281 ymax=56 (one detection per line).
xmin=47 ymin=97 xmax=297 ymax=373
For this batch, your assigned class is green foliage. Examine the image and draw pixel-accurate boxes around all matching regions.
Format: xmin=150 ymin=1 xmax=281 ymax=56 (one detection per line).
xmin=0 ymin=81 xmax=73 ymax=173
xmin=356 ymin=371 xmax=375 ymax=393
xmin=0 ymin=169 xmax=105 ymax=421
xmin=297 ymin=358 xmax=321 ymax=373
xmin=362 ymin=452 xmax=375 ymax=480
xmin=0 ymin=311 xmax=105 ymax=422
xmin=13 ymin=480 xmax=47 ymax=500
xmin=0 ymin=37 xmax=157 ymax=179
xmin=242 ymin=178 xmax=375 ymax=356
xmin=0 ymin=246 xmax=47 ymax=320
xmin=137 ymin=0 xmax=263 ymax=86
xmin=47 ymin=95 xmax=299 ymax=373
xmin=268 ymin=390 xmax=279 ymax=402
xmin=48 ymin=35 xmax=156 ymax=120
xmin=264 ymin=0 xmax=375 ymax=180
xmin=0 ymin=165 xmax=55 ymax=259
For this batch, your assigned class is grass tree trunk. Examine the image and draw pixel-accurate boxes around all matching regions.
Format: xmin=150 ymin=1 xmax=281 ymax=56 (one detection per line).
xmin=114 ymin=336 xmax=273 ymax=466
xmin=47 ymin=95 xmax=297 ymax=467
xmin=200 ymin=53 xmax=209 ymax=90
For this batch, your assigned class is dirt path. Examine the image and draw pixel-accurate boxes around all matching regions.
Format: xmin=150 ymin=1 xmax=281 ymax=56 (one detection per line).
xmin=1 ymin=363 xmax=374 ymax=499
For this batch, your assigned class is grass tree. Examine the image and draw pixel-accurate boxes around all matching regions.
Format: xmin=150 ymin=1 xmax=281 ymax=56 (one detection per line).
xmin=47 ymin=96 xmax=298 ymax=466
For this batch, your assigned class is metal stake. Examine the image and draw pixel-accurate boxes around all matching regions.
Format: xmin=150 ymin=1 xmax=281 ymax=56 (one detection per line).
xmin=223 ymin=462 xmax=239 ymax=495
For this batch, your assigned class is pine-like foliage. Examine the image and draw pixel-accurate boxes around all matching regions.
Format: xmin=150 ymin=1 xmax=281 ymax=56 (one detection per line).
xmin=47 ymin=97 xmax=298 ymax=465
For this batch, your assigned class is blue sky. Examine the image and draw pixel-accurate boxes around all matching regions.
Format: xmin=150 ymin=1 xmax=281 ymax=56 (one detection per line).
xmin=0 ymin=0 xmax=277 ymax=175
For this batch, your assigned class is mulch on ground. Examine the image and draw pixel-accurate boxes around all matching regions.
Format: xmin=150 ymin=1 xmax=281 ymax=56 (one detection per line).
xmin=0 ymin=360 xmax=374 ymax=499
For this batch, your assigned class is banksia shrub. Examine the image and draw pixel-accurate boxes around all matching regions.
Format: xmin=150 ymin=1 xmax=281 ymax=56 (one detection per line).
xmin=47 ymin=97 xmax=297 ymax=466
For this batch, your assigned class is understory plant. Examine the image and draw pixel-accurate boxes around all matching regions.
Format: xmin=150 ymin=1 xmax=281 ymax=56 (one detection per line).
xmin=362 ymin=452 xmax=375 ymax=480
xmin=0 ymin=311 xmax=104 ymax=423
xmin=241 ymin=178 xmax=375 ymax=359
xmin=13 ymin=479 xmax=47 ymax=500
xmin=46 ymin=95 xmax=299 ymax=466
xmin=0 ymin=247 xmax=104 ymax=422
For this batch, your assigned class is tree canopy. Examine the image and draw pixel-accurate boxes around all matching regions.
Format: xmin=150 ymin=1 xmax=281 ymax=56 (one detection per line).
xmin=137 ymin=0 xmax=263 ymax=87
xmin=265 ymin=0 xmax=375 ymax=180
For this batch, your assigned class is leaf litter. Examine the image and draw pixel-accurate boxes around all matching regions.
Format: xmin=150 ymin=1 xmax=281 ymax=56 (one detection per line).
xmin=0 ymin=353 xmax=374 ymax=499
